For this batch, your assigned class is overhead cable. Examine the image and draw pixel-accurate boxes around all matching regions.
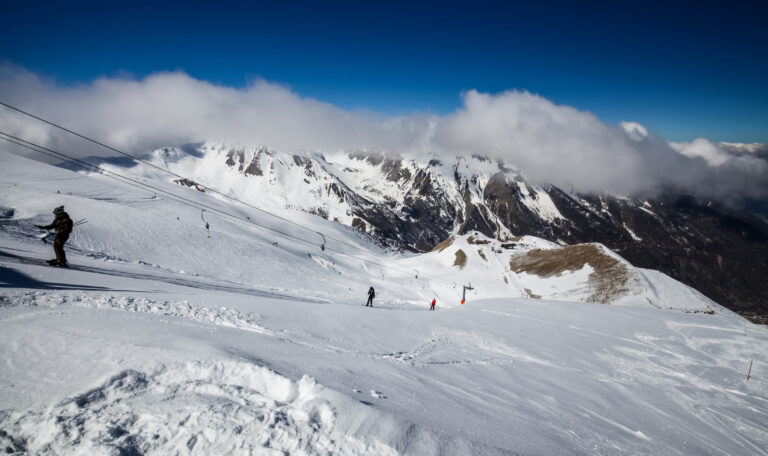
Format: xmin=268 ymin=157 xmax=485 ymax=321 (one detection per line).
xmin=0 ymin=131 xmax=453 ymax=284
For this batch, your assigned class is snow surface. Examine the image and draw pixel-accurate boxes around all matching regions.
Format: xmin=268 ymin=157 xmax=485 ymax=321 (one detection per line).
xmin=1 ymin=148 xmax=768 ymax=455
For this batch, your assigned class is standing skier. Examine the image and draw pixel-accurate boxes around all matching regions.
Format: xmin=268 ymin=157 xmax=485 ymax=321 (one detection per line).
xmin=366 ymin=286 xmax=375 ymax=307
xmin=430 ymin=298 xmax=436 ymax=311
xmin=36 ymin=206 xmax=73 ymax=267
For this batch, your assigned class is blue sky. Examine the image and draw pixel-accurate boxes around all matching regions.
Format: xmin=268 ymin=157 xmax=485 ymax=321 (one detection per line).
xmin=1 ymin=0 xmax=767 ymax=142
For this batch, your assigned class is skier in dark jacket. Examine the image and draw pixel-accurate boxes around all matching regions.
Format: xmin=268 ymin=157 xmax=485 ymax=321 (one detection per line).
xmin=36 ymin=206 xmax=73 ymax=267
xmin=366 ymin=287 xmax=375 ymax=307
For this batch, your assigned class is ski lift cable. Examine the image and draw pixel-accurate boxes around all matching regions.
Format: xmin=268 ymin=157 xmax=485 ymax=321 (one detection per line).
xmin=0 ymin=103 xmax=450 ymax=280
xmin=0 ymin=137 xmax=357 ymax=264
xmin=0 ymin=133 xmax=448 ymax=282
xmin=0 ymin=133 xmax=323 ymax=247
xmin=0 ymin=104 xmax=450 ymax=283
xmin=0 ymin=133 xmax=454 ymax=285
xmin=0 ymin=101 xmax=374 ymax=252
xmin=0 ymin=132 xmax=330 ymax=246
xmin=0 ymin=102 xmax=460 ymax=283
xmin=0 ymin=134 xmax=157 ymax=194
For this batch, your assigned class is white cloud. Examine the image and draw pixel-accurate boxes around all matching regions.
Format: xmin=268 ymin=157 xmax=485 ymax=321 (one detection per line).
xmin=434 ymin=90 xmax=657 ymax=195
xmin=0 ymin=63 xmax=433 ymax=155
xmin=1 ymin=64 xmax=766 ymax=203
xmin=670 ymin=138 xmax=731 ymax=166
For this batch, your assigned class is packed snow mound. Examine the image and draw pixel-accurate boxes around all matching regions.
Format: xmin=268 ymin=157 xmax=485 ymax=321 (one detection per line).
xmin=0 ymin=360 xmax=382 ymax=455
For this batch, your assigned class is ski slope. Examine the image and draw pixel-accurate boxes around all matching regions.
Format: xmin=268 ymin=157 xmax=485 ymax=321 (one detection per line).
xmin=1 ymin=148 xmax=767 ymax=455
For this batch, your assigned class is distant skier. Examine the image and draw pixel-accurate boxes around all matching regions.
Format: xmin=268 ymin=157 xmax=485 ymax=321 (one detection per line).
xmin=430 ymin=298 xmax=436 ymax=311
xmin=36 ymin=206 xmax=73 ymax=267
xmin=366 ymin=287 xmax=375 ymax=307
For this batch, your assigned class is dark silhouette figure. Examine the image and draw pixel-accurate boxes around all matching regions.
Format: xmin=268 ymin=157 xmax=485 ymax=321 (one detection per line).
xmin=430 ymin=298 xmax=436 ymax=311
xmin=36 ymin=206 xmax=73 ymax=267
xmin=366 ymin=287 xmax=375 ymax=307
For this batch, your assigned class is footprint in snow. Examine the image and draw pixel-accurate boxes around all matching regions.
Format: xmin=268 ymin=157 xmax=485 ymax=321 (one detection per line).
xmin=370 ymin=390 xmax=387 ymax=399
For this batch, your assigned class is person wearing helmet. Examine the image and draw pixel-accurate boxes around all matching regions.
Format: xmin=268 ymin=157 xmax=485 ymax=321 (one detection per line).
xmin=36 ymin=206 xmax=74 ymax=267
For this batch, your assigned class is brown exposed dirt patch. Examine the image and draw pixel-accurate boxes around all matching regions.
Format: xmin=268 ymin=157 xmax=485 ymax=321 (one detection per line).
xmin=453 ymin=249 xmax=467 ymax=269
xmin=509 ymin=244 xmax=633 ymax=304
xmin=467 ymin=235 xmax=490 ymax=245
xmin=524 ymin=288 xmax=541 ymax=299
xmin=432 ymin=236 xmax=455 ymax=252
xmin=173 ymin=178 xmax=205 ymax=192
xmin=477 ymin=249 xmax=487 ymax=261
xmin=739 ymin=312 xmax=768 ymax=325
xmin=351 ymin=217 xmax=367 ymax=232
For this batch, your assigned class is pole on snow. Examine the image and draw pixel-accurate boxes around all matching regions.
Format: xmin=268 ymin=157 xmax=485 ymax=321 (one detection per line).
xmin=41 ymin=219 xmax=87 ymax=244
xmin=747 ymin=360 xmax=753 ymax=381
xmin=461 ymin=283 xmax=473 ymax=305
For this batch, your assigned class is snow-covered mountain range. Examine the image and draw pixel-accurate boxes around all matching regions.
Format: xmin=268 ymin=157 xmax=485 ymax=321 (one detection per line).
xmin=140 ymin=142 xmax=768 ymax=323
xmin=2 ymin=147 xmax=767 ymax=455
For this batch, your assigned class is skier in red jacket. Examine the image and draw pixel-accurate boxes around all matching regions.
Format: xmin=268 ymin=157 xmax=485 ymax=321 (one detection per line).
xmin=430 ymin=298 xmax=436 ymax=311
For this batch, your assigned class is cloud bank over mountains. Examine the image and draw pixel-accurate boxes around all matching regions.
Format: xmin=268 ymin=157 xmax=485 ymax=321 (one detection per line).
xmin=1 ymin=63 xmax=766 ymax=204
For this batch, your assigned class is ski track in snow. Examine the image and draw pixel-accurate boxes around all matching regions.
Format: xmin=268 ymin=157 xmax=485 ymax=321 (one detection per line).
xmin=0 ymin=360 xmax=397 ymax=456
xmin=275 ymin=328 xmax=548 ymax=369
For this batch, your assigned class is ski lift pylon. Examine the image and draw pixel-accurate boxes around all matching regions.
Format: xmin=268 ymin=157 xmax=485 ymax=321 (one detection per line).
xmin=317 ymin=232 xmax=326 ymax=251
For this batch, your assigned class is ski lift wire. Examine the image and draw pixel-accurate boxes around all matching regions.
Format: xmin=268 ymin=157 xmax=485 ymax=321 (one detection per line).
xmin=0 ymin=132 xmax=455 ymax=285
xmin=0 ymin=101 xmax=383 ymax=253
xmin=0 ymin=131 xmax=449 ymax=282
xmin=0 ymin=101 xmax=451 ymax=281
xmin=0 ymin=132 xmax=323 ymax=248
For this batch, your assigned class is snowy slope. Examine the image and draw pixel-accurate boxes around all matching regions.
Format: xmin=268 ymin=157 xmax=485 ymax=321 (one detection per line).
xmin=1 ymin=149 xmax=767 ymax=455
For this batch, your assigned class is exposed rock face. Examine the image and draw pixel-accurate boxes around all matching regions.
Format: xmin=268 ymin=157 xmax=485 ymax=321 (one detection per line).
xmin=207 ymin=145 xmax=768 ymax=321
xmin=173 ymin=178 xmax=205 ymax=192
